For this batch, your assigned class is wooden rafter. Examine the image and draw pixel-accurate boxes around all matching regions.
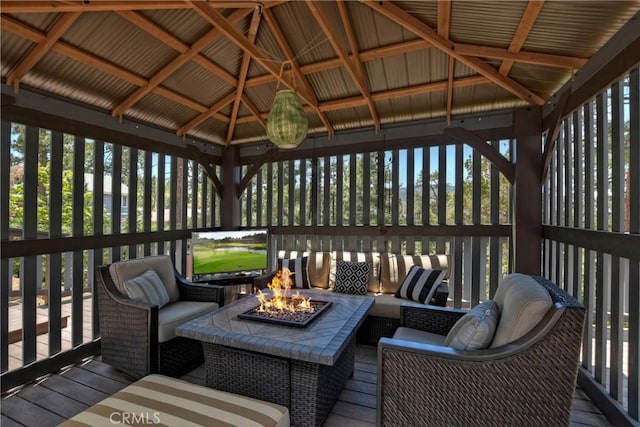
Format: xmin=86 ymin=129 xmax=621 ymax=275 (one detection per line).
xmin=226 ymin=9 xmax=261 ymax=146
xmin=188 ymin=1 xmax=318 ymax=109
xmin=244 ymin=37 xmax=584 ymax=89
xmin=0 ymin=1 xmax=256 ymax=13
xmin=500 ymin=1 xmax=546 ymax=76
xmin=6 ymin=12 xmax=81 ymax=91
xmin=438 ymin=0 xmax=453 ymax=124
xmin=308 ymin=1 xmax=380 ymax=131
xmin=361 ymin=1 xmax=546 ymax=106
xmin=111 ymin=8 xmax=253 ymax=118
xmin=0 ymin=15 xmax=230 ymax=124
xmin=262 ymin=9 xmax=334 ymax=136
xmin=116 ymin=10 xmax=237 ymax=86
xmin=454 ymin=43 xmax=587 ymax=69
xmin=237 ymin=75 xmax=489 ymax=123
xmin=177 ymin=92 xmax=236 ymax=137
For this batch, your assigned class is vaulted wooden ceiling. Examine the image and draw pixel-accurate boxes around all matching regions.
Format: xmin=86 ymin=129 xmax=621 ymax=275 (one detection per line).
xmin=1 ymin=1 xmax=638 ymax=148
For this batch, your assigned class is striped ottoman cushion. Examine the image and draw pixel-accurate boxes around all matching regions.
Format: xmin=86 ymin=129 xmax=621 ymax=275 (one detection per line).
xmin=60 ymin=374 xmax=290 ymax=427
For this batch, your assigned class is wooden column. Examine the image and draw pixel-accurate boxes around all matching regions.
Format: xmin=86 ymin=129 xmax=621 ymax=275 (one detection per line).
xmin=513 ymin=107 xmax=543 ymax=274
xmin=220 ymin=146 xmax=241 ymax=230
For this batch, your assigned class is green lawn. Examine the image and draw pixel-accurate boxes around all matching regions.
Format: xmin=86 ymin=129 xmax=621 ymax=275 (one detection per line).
xmin=193 ymin=248 xmax=266 ymax=274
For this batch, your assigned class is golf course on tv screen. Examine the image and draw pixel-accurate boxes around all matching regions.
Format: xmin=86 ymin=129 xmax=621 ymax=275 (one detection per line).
xmin=192 ymin=230 xmax=268 ymax=275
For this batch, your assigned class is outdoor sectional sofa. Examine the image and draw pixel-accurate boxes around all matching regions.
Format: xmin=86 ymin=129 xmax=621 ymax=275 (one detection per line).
xmin=254 ymin=251 xmax=450 ymax=345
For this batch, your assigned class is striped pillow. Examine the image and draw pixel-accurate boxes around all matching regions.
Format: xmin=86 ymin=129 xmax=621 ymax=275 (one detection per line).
xmin=122 ymin=268 xmax=170 ymax=308
xmin=277 ymin=257 xmax=310 ymax=288
xmin=395 ymin=266 xmax=446 ymax=304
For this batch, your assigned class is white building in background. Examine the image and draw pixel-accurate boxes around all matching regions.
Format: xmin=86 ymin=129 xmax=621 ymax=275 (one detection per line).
xmin=84 ymin=174 xmax=129 ymax=217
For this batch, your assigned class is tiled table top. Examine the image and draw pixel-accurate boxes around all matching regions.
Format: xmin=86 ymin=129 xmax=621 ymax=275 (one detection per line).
xmin=176 ymin=290 xmax=374 ymax=365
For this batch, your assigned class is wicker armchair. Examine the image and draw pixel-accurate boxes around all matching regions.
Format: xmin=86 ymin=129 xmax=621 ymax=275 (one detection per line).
xmin=377 ymin=275 xmax=585 ymax=427
xmin=96 ymin=255 xmax=224 ymax=379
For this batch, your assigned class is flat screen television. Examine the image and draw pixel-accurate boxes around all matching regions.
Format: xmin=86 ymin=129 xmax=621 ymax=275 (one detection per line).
xmin=191 ymin=229 xmax=268 ymax=278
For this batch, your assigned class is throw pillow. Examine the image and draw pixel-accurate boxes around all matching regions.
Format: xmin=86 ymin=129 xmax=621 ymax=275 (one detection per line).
xmin=444 ymin=300 xmax=500 ymax=350
xmin=333 ymin=260 xmax=371 ymax=295
xmin=277 ymin=257 xmax=310 ymax=288
xmin=122 ymin=268 xmax=170 ymax=308
xmin=394 ymin=265 xmax=446 ymax=304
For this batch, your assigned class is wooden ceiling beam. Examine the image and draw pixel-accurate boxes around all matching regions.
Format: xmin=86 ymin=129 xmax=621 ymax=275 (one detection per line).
xmin=437 ymin=0 xmax=451 ymax=39
xmin=454 ymin=43 xmax=587 ymax=69
xmin=1 ymin=15 xmax=231 ymax=124
xmin=499 ymin=1 xmax=546 ymax=76
xmin=0 ymin=1 xmax=256 ymax=13
xmin=438 ymin=0 xmax=453 ymax=124
xmin=6 ymin=12 xmax=81 ymax=91
xmin=188 ymin=1 xmax=318 ymax=109
xmin=177 ymin=92 xmax=235 ymax=137
xmin=244 ymin=37 xmax=583 ymax=88
xmin=111 ymin=8 xmax=252 ymax=118
xmin=263 ymin=9 xmax=334 ymax=136
xmin=308 ymin=1 xmax=380 ymax=131
xmin=361 ymin=0 xmax=545 ymax=105
xmin=336 ymin=0 xmax=380 ymax=131
xmin=116 ymin=10 xmax=237 ymax=86
xmin=236 ymin=75 xmax=489 ymax=123
xmin=225 ymin=9 xmax=261 ymax=146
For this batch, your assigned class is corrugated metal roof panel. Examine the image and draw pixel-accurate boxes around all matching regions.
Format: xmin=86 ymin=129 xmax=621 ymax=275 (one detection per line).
xmin=128 ymin=92 xmax=194 ymax=131
xmin=162 ymin=60 xmax=233 ymax=107
xmin=23 ymin=50 xmax=135 ymax=110
xmin=448 ymin=2 xmax=525 ymax=47
xmin=244 ymin=83 xmax=277 ymax=113
xmin=350 ymin=2 xmax=416 ymax=51
xmin=326 ymin=105 xmax=373 ymax=131
xmin=525 ymin=1 xmax=640 ymax=57
xmin=8 ymin=13 xmax=59 ymax=32
xmin=63 ymin=13 xmax=177 ymax=79
xmin=199 ymin=28 xmax=245 ymax=77
xmin=0 ymin=31 xmax=34 ymax=78
xmin=271 ymin=1 xmax=336 ymax=66
xmin=307 ymin=68 xmax=360 ymax=101
xmin=189 ymin=117 xmax=227 ymax=145
xmin=138 ymin=8 xmax=209 ymax=46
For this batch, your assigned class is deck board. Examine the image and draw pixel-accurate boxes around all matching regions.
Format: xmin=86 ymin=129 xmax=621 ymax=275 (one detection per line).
xmin=0 ymin=345 xmax=613 ymax=427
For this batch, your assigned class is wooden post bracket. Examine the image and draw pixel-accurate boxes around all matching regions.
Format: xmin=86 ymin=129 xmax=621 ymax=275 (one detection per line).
xmin=444 ymin=127 xmax=515 ymax=183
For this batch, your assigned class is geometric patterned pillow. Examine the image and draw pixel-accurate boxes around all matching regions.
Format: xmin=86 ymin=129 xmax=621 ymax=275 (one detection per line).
xmin=394 ymin=266 xmax=446 ymax=304
xmin=333 ymin=260 xmax=371 ymax=296
xmin=122 ymin=268 xmax=170 ymax=308
xmin=277 ymin=257 xmax=310 ymax=289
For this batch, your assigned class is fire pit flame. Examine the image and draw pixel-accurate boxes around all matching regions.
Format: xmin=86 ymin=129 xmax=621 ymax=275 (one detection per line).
xmin=256 ymin=268 xmax=315 ymax=314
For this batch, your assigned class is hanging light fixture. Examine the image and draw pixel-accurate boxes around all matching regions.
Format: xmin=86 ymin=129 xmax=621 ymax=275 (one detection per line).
xmin=266 ymin=89 xmax=308 ymax=149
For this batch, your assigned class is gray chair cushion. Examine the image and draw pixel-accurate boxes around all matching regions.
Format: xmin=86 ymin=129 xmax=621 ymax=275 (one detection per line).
xmin=491 ymin=273 xmax=553 ymax=348
xmin=109 ymin=255 xmax=180 ymax=303
xmin=158 ymin=301 xmax=219 ymax=343
xmin=122 ymin=268 xmax=170 ymax=308
xmin=444 ymin=300 xmax=500 ymax=350
xmin=366 ymin=293 xmax=405 ymax=319
xmin=393 ymin=326 xmax=447 ymax=346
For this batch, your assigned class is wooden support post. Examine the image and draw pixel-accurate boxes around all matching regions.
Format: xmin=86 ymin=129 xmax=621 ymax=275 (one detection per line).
xmin=220 ymin=146 xmax=240 ymax=230
xmin=513 ymin=107 xmax=542 ymax=274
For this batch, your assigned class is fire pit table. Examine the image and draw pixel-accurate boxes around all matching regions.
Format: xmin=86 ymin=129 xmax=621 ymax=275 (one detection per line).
xmin=176 ymin=289 xmax=374 ymax=427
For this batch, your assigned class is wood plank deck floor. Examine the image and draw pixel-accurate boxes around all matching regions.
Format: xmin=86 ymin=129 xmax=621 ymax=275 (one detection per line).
xmin=1 ymin=345 xmax=611 ymax=427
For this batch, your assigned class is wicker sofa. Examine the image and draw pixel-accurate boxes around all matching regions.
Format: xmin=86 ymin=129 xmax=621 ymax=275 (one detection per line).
xmin=254 ymin=251 xmax=450 ymax=344
xmin=96 ymin=255 xmax=225 ymax=379
xmin=377 ymin=274 xmax=585 ymax=426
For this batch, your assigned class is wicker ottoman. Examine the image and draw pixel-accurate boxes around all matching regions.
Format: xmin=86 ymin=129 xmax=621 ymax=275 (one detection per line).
xmin=60 ymin=374 xmax=290 ymax=427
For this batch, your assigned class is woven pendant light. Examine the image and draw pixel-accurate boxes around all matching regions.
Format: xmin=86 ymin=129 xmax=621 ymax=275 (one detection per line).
xmin=266 ymin=89 xmax=308 ymax=149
